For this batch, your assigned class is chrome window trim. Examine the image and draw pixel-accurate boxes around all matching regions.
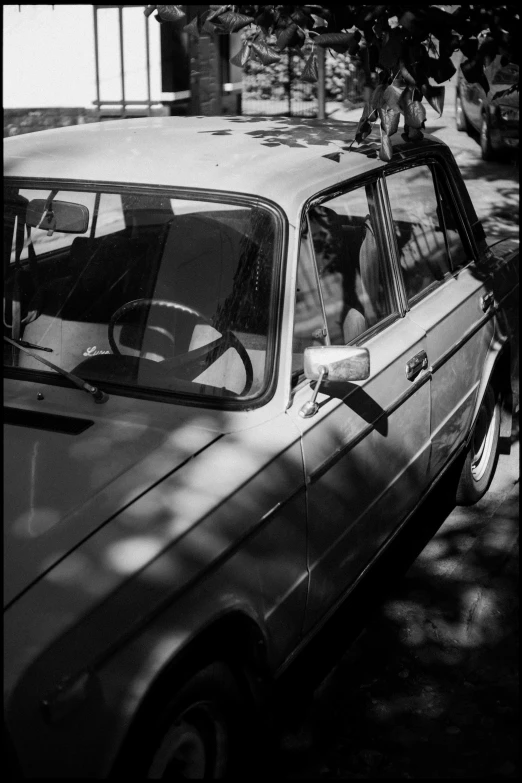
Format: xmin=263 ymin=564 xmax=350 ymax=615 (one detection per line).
xmin=290 ymin=172 xmax=404 ymax=392
xmin=4 ymin=177 xmax=289 ymax=412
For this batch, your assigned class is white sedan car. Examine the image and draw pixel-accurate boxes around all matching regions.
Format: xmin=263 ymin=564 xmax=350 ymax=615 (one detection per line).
xmin=4 ymin=115 xmax=518 ymax=778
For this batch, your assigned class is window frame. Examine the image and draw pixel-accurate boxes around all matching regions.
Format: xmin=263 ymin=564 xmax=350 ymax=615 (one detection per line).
xmin=381 ymin=155 xmax=479 ymax=311
xmin=291 ymin=172 xmax=404 ymax=389
xmin=4 ymin=177 xmax=288 ymax=412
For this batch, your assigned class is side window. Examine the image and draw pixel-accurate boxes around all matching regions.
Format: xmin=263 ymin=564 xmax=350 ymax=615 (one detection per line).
xmin=385 ymin=165 xmax=451 ymax=303
xmin=309 ymin=184 xmax=398 ymax=344
xmin=292 ymin=181 xmax=399 ymax=381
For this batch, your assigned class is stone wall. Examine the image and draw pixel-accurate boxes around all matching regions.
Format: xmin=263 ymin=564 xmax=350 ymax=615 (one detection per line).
xmin=4 ymin=108 xmax=100 ymax=138
xmin=4 ymin=106 xmax=173 ymax=137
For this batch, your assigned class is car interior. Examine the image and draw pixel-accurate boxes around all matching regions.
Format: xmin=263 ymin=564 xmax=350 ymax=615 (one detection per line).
xmin=4 ymin=193 xmax=274 ymax=398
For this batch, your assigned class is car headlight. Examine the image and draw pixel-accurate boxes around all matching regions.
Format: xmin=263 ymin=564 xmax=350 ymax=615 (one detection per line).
xmin=500 ymin=107 xmax=519 ymax=122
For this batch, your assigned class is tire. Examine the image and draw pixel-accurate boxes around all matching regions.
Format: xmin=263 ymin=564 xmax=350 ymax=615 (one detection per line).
xmin=119 ymin=661 xmax=250 ymax=779
xmin=456 ymin=384 xmax=501 ymax=506
xmin=480 ymin=114 xmax=496 ymax=161
xmin=455 ymin=92 xmax=469 ymax=133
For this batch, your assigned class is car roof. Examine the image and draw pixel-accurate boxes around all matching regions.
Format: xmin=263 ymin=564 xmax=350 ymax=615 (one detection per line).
xmin=4 ymin=115 xmax=444 ymax=216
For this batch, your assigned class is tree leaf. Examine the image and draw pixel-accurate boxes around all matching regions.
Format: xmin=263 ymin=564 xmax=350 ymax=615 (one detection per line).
xmin=426 ymin=56 xmax=456 ymax=84
xmin=183 ymin=16 xmax=200 ymax=38
xmin=216 ymin=11 xmax=254 ymax=33
xmin=379 ymin=105 xmax=401 ymax=136
xmin=383 ymin=84 xmax=402 ymax=110
xmin=250 ymin=42 xmax=281 ymax=66
xmin=379 ymin=132 xmax=394 ymax=161
xmin=202 ymin=19 xmax=222 ymax=34
xmin=206 ymin=5 xmax=229 ymax=23
xmin=408 ymin=126 xmax=424 ymax=140
xmin=461 ymin=59 xmax=490 ymax=94
xmin=404 ymin=100 xmax=426 ymax=129
xmin=311 ymin=13 xmax=328 ymax=29
xmin=275 ymin=22 xmax=299 ymax=51
xmin=314 ymin=32 xmax=357 ymax=53
xmin=155 ymin=5 xmax=185 ymax=22
xmin=378 ymin=35 xmax=403 ymax=69
xmin=400 ymin=60 xmax=417 ymax=86
xmin=290 ymin=8 xmax=311 ymax=26
xmin=398 ymin=86 xmax=423 ymax=114
xmin=369 ymin=84 xmax=387 ymax=111
xmin=254 ymin=7 xmax=276 ymax=33
xmin=301 ymin=54 xmax=318 ymax=83
xmin=355 ymin=112 xmax=373 ymax=144
xmin=229 ymin=42 xmax=251 ymax=68
xmin=421 ymin=84 xmax=445 ymax=116
xmin=398 ymin=10 xmax=428 ymax=40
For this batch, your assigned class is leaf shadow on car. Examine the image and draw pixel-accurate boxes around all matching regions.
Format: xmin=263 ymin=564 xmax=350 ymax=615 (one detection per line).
xmin=5 ymin=392 xmax=518 ymax=779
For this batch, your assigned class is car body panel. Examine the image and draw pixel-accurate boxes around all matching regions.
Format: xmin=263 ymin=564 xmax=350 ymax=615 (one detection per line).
xmin=289 ymin=314 xmax=431 ymax=632
xmin=4 ymin=408 xmax=307 ymax=697
xmin=408 ymin=268 xmax=496 ymax=477
xmin=4 ymin=116 xmax=387 ymax=220
xmin=3 ymin=117 xmax=518 ymax=779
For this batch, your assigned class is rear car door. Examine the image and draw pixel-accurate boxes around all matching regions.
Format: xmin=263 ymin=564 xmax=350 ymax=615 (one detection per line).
xmin=383 ymin=156 xmax=496 ymax=480
xmin=286 ymin=175 xmax=431 ymax=634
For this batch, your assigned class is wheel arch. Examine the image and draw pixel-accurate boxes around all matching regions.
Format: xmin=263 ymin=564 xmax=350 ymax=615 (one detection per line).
xmin=110 ymin=608 xmax=271 ymax=775
xmin=468 ymin=338 xmax=512 ymax=454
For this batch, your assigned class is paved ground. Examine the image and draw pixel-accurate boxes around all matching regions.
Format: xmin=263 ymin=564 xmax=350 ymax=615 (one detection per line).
xmin=276 ymin=427 xmax=519 ymax=779
xmin=269 ymin=77 xmax=519 ymax=779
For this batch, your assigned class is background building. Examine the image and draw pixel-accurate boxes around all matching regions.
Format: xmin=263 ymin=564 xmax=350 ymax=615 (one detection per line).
xmin=3 ymin=4 xmax=242 ymax=136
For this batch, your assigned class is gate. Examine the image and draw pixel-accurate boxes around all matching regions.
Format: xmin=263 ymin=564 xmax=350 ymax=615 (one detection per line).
xmin=92 ymin=5 xmax=169 ymax=119
xmin=241 ymin=43 xmax=319 ymax=118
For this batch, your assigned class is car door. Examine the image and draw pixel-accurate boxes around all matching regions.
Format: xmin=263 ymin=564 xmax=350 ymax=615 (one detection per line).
xmin=383 ymin=157 xmax=495 ymax=480
xmin=286 ymin=175 xmax=432 ymax=634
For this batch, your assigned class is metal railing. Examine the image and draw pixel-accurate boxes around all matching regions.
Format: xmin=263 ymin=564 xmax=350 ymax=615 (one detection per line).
xmin=92 ymin=5 xmax=155 ymax=118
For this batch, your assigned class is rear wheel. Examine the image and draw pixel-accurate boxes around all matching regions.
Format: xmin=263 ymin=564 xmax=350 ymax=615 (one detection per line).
xmin=456 ymin=384 xmax=501 ymax=505
xmin=455 ymin=92 xmax=469 ymax=132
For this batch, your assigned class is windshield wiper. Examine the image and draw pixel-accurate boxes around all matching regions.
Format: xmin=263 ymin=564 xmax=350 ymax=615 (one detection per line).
xmin=4 ymin=336 xmax=109 ymax=404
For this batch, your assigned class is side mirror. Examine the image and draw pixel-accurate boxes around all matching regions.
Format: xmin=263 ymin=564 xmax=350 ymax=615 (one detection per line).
xmin=300 ymin=345 xmax=370 ymax=418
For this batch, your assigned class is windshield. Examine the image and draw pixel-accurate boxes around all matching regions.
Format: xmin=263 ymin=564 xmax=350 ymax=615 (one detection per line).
xmin=4 ymin=184 xmax=281 ymax=403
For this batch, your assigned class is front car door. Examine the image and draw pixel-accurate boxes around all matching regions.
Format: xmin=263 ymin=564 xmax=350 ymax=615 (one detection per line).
xmin=286 ymin=174 xmax=432 ymax=634
xmin=383 ymin=153 xmax=496 ymax=480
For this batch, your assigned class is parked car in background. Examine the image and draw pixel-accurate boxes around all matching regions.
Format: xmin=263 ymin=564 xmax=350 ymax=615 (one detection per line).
xmin=4 ymin=116 xmax=519 ymax=779
xmin=455 ymin=54 xmax=519 ymax=160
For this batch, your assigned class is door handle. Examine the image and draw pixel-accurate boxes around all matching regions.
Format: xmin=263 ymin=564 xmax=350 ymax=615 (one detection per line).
xmin=406 ymin=350 xmax=428 ymax=381
xmin=480 ymin=292 xmax=494 ymax=312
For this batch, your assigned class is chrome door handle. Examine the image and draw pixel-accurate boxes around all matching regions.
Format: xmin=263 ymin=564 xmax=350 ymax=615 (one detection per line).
xmin=406 ymin=350 xmax=428 ymax=381
xmin=480 ymin=292 xmax=494 ymax=312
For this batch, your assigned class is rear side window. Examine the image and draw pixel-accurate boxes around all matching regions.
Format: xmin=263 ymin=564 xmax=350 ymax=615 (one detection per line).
xmin=431 ymin=166 xmax=472 ymax=274
xmin=385 ymin=165 xmax=451 ymax=303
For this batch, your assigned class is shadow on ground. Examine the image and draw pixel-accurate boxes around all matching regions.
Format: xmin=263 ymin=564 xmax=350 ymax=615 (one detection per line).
xmin=273 ymin=420 xmax=519 ymax=779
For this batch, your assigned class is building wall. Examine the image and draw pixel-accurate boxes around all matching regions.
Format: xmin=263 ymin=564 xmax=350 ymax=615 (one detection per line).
xmin=3 ymin=5 xmax=238 ymax=136
xmin=3 ymin=5 xmax=97 ymax=109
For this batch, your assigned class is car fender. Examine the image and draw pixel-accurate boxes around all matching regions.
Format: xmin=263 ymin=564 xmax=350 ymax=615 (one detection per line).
xmin=466 ymin=316 xmax=512 ymax=452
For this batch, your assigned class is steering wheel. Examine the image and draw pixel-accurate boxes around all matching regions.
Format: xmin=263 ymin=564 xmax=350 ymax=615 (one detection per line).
xmin=108 ymin=298 xmax=254 ymax=395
